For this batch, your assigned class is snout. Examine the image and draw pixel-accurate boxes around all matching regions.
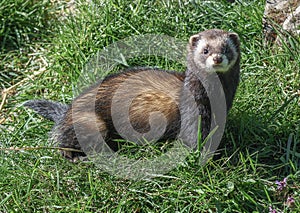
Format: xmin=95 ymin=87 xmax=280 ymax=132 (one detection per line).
xmin=205 ymin=53 xmax=230 ymax=73
xmin=212 ymin=54 xmax=223 ymax=64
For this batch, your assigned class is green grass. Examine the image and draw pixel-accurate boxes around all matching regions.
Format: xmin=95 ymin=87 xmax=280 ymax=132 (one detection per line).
xmin=1 ymin=0 xmax=300 ymax=212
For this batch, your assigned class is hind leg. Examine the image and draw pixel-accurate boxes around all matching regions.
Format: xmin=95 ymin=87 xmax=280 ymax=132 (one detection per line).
xmin=56 ymin=113 xmax=108 ymax=162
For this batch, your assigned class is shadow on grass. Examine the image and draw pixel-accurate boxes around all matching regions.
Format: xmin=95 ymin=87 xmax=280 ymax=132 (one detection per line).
xmin=219 ymin=106 xmax=299 ymax=177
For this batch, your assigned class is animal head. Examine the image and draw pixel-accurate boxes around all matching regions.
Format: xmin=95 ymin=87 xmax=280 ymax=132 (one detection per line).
xmin=189 ymin=29 xmax=240 ymax=73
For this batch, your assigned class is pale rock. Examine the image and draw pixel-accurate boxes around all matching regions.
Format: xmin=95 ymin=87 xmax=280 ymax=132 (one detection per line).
xmin=263 ymin=0 xmax=300 ymax=44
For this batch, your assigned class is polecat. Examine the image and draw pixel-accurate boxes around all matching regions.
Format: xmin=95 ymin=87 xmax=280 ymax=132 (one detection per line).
xmin=24 ymin=29 xmax=240 ymax=161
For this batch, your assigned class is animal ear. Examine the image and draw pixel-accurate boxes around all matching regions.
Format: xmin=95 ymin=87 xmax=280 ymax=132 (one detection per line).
xmin=228 ymin=32 xmax=240 ymax=47
xmin=189 ymin=34 xmax=201 ymax=47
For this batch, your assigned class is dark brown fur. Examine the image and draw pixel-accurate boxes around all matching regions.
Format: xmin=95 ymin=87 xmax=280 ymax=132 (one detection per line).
xmin=58 ymin=69 xmax=185 ymax=157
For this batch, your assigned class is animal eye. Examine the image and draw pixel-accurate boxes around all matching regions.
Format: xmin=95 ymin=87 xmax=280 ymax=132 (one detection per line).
xmin=203 ymin=48 xmax=209 ymax=54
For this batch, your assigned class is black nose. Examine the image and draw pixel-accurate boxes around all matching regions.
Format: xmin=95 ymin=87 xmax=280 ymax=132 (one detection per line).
xmin=213 ymin=56 xmax=223 ymax=64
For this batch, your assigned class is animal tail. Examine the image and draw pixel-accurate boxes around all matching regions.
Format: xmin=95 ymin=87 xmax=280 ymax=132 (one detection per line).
xmin=24 ymin=100 xmax=69 ymax=123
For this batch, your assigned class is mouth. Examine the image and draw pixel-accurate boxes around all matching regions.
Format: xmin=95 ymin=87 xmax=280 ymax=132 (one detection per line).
xmin=212 ymin=64 xmax=225 ymax=70
xmin=212 ymin=63 xmax=224 ymax=68
xmin=211 ymin=64 xmax=229 ymax=73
